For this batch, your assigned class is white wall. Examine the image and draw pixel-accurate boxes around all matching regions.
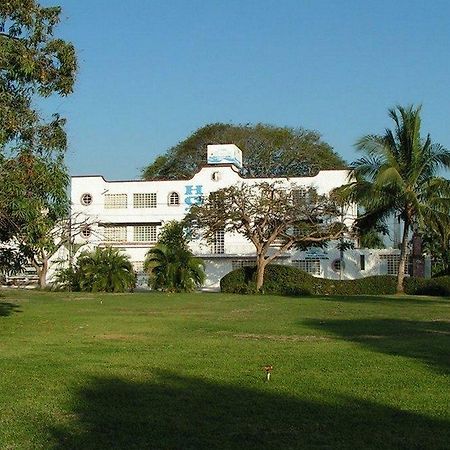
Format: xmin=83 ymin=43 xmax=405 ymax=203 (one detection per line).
xmin=62 ymin=163 xmax=363 ymax=289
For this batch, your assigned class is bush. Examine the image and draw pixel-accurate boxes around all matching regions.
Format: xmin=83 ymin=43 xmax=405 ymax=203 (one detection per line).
xmin=259 ymin=265 xmax=315 ymax=295
xmin=405 ymin=276 xmax=450 ymax=296
xmin=333 ymin=276 xmax=398 ymax=296
xmin=221 ymin=265 xmax=399 ymax=296
xmin=53 ymin=248 xmax=136 ymax=293
xmin=222 ymin=265 xmax=450 ymax=297
xmin=220 ymin=266 xmax=258 ymax=293
xmin=52 ymin=266 xmax=81 ymax=291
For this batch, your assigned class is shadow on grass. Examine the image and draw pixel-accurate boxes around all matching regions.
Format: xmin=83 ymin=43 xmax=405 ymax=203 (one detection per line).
xmin=289 ymin=294 xmax=449 ymax=306
xmin=0 ymin=301 xmax=21 ymax=317
xmin=50 ymin=370 xmax=449 ymax=450
xmin=328 ymin=295 xmax=450 ymax=306
xmin=303 ymin=318 xmax=450 ymax=374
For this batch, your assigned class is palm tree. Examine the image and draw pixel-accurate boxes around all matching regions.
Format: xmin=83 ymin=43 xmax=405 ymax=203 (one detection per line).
xmin=422 ymin=209 xmax=450 ymax=275
xmin=343 ymin=105 xmax=450 ymax=292
xmin=76 ymin=247 xmax=135 ymax=293
xmin=145 ymin=244 xmax=205 ymax=292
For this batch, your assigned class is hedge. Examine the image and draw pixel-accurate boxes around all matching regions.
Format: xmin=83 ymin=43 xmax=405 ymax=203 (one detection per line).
xmin=404 ymin=276 xmax=450 ymax=296
xmin=220 ymin=265 xmax=450 ymax=297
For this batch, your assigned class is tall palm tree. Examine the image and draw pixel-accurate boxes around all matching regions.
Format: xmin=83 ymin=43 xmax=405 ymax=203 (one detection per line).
xmin=343 ymin=105 xmax=450 ymax=292
xmin=145 ymin=244 xmax=205 ymax=292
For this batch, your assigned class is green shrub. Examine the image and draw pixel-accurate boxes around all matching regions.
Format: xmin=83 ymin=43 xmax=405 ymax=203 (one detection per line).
xmin=332 ymin=276 xmax=397 ymax=296
xmin=222 ymin=265 xmax=450 ymax=297
xmin=404 ymin=277 xmax=427 ymax=295
xmin=52 ymin=266 xmax=81 ymax=291
xmin=405 ymin=276 xmax=450 ymax=296
xmin=220 ymin=266 xmax=258 ymax=293
xmin=220 ymin=265 xmax=399 ymax=296
xmin=260 ymin=265 xmax=315 ymax=295
xmin=53 ymin=248 xmax=136 ymax=293
xmin=234 ymin=283 xmax=257 ymax=295
xmin=144 ymin=221 xmax=206 ymax=292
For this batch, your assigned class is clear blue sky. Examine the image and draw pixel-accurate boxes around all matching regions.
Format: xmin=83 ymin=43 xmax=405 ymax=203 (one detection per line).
xmin=44 ymin=0 xmax=450 ymax=180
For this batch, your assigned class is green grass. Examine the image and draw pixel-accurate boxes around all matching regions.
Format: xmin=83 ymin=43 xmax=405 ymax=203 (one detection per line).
xmin=0 ymin=289 xmax=449 ymax=449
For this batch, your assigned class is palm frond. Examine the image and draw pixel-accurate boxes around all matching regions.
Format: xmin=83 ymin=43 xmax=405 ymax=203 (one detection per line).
xmin=352 ymin=155 xmax=384 ymax=180
xmin=355 ymin=135 xmax=387 ymax=159
xmin=145 ymin=243 xmax=205 ymax=292
xmin=373 ymin=166 xmax=405 ymax=192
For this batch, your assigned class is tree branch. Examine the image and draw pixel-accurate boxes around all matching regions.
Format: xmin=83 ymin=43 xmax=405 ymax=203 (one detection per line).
xmin=0 ymin=32 xmax=22 ymax=41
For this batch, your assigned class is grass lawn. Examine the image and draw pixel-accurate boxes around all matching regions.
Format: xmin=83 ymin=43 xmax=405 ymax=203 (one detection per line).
xmin=0 ymin=289 xmax=449 ymax=449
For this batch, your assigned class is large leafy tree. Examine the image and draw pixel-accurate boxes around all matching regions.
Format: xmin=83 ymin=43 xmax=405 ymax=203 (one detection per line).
xmin=0 ymin=151 xmax=69 ymax=287
xmin=0 ymin=1 xmax=77 ymax=285
xmin=187 ymin=183 xmax=346 ymax=291
xmin=145 ymin=221 xmax=205 ymax=292
xmin=142 ymin=123 xmax=346 ymax=180
xmin=0 ymin=0 xmax=76 ymax=149
xmin=341 ymin=105 xmax=450 ymax=292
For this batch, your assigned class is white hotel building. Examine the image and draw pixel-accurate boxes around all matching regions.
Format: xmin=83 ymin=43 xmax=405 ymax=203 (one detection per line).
xmin=63 ymin=144 xmax=419 ymax=289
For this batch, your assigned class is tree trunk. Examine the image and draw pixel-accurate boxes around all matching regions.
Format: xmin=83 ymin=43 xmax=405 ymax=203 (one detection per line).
xmin=255 ymin=254 xmax=267 ymax=292
xmin=33 ymin=257 xmax=48 ymax=289
xmin=339 ymin=245 xmax=344 ymax=281
xmin=444 ymin=252 xmax=450 ymax=275
xmin=38 ymin=268 xmax=47 ymax=289
xmin=397 ymin=219 xmax=410 ymax=293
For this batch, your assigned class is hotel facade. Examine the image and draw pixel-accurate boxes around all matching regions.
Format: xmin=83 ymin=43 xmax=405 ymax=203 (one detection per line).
xmin=56 ymin=145 xmax=425 ymax=289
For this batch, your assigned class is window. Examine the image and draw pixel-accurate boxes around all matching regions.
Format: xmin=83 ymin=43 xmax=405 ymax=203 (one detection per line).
xmin=133 ymin=225 xmax=157 ymax=242
xmin=271 ymin=238 xmax=284 ymax=247
xmin=80 ymin=225 xmax=91 ymax=239
xmin=80 ymin=193 xmax=93 ymax=206
xmin=293 ymin=258 xmax=321 ymax=275
xmin=292 ymin=187 xmax=309 ymax=205
xmin=380 ymin=254 xmax=401 ymax=275
xmin=134 ymin=193 xmax=157 ymax=208
xmin=331 ymin=259 xmax=344 ymax=272
xmin=103 ymin=226 xmax=127 ymax=242
xmin=287 ymin=226 xmax=301 ymax=237
xmin=168 ymin=192 xmax=180 ymax=206
xmin=104 ymin=194 xmax=127 ymax=209
xmin=360 ymin=254 xmax=366 ymax=271
xmin=213 ymin=230 xmax=225 ymax=254
xmin=380 ymin=254 xmax=412 ymax=275
xmin=231 ymin=259 xmax=256 ymax=270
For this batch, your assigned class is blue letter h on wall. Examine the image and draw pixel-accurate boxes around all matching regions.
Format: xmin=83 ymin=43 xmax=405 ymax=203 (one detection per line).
xmin=185 ymin=185 xmax=203 ymax=196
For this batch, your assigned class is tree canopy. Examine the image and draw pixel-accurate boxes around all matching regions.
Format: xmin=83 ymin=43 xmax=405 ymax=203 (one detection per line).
xmin=142 ymin=123 xmax=346 ymax=180
xmin=0 ymin=0 xmax=77 ymax=151
xmin=0 ymin=1 xmax=77 ymax=286
xmin=0 ymin=151 xmax=69 ymax=286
